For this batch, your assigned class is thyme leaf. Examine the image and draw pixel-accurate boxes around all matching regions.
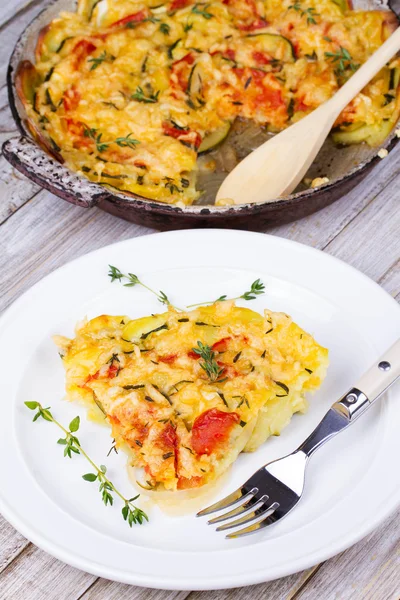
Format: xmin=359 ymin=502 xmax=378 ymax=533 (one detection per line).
xmin=192 ymin=341 xmax=224 ymax=382
xmin=24 ymin=402 xmax=148 ymax=526
xmin=108 ymin=265 xmax=173 ymax=306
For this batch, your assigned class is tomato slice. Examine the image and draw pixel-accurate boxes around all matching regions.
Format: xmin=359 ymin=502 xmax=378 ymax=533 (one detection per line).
xmin=71 ymin=40 xmax=96 ymax=70
xmin=211 ymin=337 xmax=232 ymax=353
xmin=191 ymin=408 xmax=240 ymax=455
xmin=170 ymin=0 xmax=190 ymax=9
xmin=158 ymin=354 xmax=178 ymax=364
xmin=63 ymin=87 xmax=81 ymax=111
xmin=162 ymin=121 xmax=202 ymax=150
xmin=110 ymin=10 xmax=149 ymax=28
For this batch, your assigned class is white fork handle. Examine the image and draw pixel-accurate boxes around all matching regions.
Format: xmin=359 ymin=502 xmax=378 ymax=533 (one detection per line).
xmin=298 ymin=338 xmax=400 ymax=457
xmin=355 ymin=338 xmax=400 ymax=403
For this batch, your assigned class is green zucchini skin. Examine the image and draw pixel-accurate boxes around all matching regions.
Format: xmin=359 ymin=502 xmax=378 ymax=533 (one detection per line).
xmin=245 ymin=33 xmax=295 ymax=63
xmin=198 ymin=122 xmax=231 ymax=153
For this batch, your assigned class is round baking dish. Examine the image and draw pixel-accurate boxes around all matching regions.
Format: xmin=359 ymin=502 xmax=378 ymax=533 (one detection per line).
xmin=3 ymin=0 xmax=400 ymax=230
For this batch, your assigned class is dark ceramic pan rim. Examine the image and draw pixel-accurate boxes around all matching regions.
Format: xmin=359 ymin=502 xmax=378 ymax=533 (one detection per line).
xmin=5 ymin=0 xmax=400 ymax=219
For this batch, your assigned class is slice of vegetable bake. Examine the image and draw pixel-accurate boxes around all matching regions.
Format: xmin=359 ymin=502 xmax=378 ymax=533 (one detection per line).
xmin=55 ymin=302 xmax=328 ymax=491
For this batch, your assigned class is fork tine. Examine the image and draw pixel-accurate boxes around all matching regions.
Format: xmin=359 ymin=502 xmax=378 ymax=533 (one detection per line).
xmin=208 ymin=493 xmax=266 ymax=524
xmin=225 ymin=503 xmax=280 ymax=538
xmin=197 ymin=486 xmax=258 ymax=517
xmin=216 ymin=500 xmax=279 ymax=532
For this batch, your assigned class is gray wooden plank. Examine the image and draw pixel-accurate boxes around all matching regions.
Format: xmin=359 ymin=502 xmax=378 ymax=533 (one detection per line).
xmin=295 ymin=507 xmax=400 ymax=600
xmin=0 ymin=544 xmax=97 ymax=600
xmin=78 ymin=582 xmax=189 ymax=600
xmin=323 ymin=178 xmax=399 ymax=283
xmin=0 ymin=0 xmax=42 ymax=31
xmin=379 ymin=259 xmax=400 ymax=300
xmin=0 ymin=156 xmax=40 ymax=224
xmin=0 ymin=516 xmax=28 ymax=574
xmin=187 ymin=566 xmax=321 ymax=600
xmin=0 ymin=190 xmax=152 ymax=313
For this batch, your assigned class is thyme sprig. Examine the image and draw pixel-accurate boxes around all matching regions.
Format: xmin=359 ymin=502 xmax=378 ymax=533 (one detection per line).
xmin=325 ymin=46 xmax=359 ymax=77
xmin=24 ymin=402 xmax=148 ymax=527
xmin=108 ymin=265 xmax=172 ymax=307
xmin=88 ymin=51 xmax=115 ymax=71
xmin=192 ymin=341 xmax=224 ymax=382
xmin=191 ymin=3 xmax=214 ymax=19
xmin=187 ymin=279 xmax=265 ymax=307
xmin=288 ymin=1 xmax=319 ymax=25
xmin=159 ymin=22 xmax=170 ymax=34
xmin=131 ymin=86 xmax=160 ymax=103
xmin=83 ymin=127 xmax=109 ymax=152
xmin=115 ymin=133 xmax=140 ymax=148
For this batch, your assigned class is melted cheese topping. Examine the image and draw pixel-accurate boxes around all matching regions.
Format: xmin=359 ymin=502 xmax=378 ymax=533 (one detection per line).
xmin=20 ymin=0 xmax=400 ymax=204
xmin=55 ymin=302 xmax=328 ymax=491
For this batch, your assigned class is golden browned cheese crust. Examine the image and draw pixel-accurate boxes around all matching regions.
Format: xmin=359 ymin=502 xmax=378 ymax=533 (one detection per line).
xmin=17 ymin=0 xmax=400 ymax=204
xmin=55 ymin=302 xmax=328 ymax=491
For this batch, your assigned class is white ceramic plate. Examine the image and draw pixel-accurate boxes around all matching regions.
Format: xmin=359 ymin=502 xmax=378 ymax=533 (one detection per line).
xmin=0 ymin=229 xmax=399 ymax=590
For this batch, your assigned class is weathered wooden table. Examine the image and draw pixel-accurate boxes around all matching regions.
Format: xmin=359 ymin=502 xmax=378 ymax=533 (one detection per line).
xmin=1 ymin=2 xmax=399 ymax=598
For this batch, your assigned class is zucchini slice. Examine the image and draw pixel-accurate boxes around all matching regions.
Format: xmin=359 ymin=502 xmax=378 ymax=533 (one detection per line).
xmin=245 ymin=33 xmax=295 ymax=63
xmin=332 ymin=119 xmax=394 ymax=147
xmin=122 ymin=314 xmax=168 ymax=342
xmin=198 ymin=122 xmax=231 ymax=153
xmin=187 ymin=62 xmax=205 ymax=109
xmin=331 ymin=0 xmax=348 ymax=12
xmin=15 ymin=61 xmax=42 ymax=106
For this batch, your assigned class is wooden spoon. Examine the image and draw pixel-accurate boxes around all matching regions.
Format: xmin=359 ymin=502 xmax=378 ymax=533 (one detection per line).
xmin=216 ymin=26 xmax=400 ymax=205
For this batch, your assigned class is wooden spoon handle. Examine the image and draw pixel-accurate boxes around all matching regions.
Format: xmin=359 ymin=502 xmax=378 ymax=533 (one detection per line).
xmin=329 ymin=26 xmax=400 ymax=115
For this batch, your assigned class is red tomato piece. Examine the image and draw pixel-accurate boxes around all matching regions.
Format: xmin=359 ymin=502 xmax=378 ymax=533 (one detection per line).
xmin=238 ymin=17 xmax=268 ymax=31
xmin=162 ymin=121 xmax=202 ymax=149
xmin=192 ymin=408 xmax=240 ymax=455
xmin=211 ymin=337 xmax=232 ymax=353
xmin=160 ymin=423 xmax=177 ymax=449
xmin=188 ymin=350 xmax=200 ymax=360
xmin=170 ymin=0 xmax=190 ymax=9
xmin=110 ymin=10 xmax=149 ymax=28
xmin=71 ymin=40 xmax=96 ymax=69
xmin=63 ymin=87 xmax=81 ymax=111
xmin=158 ymin=354 xmax=178 ymax=364
xmin=108 ymin=364 xmax=119 ymax=378
xmin=252 ymin=51 xmax=270 ymax=65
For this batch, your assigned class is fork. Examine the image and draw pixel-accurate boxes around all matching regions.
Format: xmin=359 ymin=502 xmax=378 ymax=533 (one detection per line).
xmin=197 ymin=338 xmax=400 ymax=538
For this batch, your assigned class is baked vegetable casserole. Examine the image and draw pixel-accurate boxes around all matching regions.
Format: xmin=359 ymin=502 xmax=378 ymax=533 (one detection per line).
xmin=55 ymin=302 xmax=328 ymax=491
xmin=17 ymin=0 xmax=400 ymax=205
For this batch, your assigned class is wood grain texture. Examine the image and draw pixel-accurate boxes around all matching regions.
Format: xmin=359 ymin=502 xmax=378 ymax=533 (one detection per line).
xmin=0 ymin=544 xmax=97 ymax=600
xmin=0 ymin=516 xmax=28 ymax=574
xmin=78 ymin=581 xmax=190 ymax=600
xmin=295 ymin=507 xmax=400 ymax=600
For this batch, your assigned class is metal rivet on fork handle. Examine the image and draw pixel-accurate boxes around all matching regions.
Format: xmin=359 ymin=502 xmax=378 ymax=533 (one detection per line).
xmin=378 ymin=361 xmax=391 ymax=371
xmin=346 ymin=393 xmax=358 ymax=403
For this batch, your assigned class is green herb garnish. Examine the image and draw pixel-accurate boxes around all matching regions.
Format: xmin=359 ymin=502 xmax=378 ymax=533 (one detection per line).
xmin=187 ymin=279 xmax=265 ymax=307
xmin=88 ymin=51 xmax=115 ymax=71
xmin=191 ymin=3 xmax=213 ymax=19
xmin=325 ymin=46 xmax=359 ymax=77
xmin=115 ymin=133 xmax=141 ymax=149
xmin=131 ymin=86 xmax=160 ymax=103
xmin=288 ymin=1 xmax=319 ymax=24
xmin=83 ymin=126 xmax=109 ymax=152
xmin=160 ymin=22 xmax=170 ymax=34
xmin=192 ymin=341 xmax=224 ymax=382
xmin=108 ymin=265 xmax=172 ymax=306
xmin=24 ymin=402 xmax=148 ymax=526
